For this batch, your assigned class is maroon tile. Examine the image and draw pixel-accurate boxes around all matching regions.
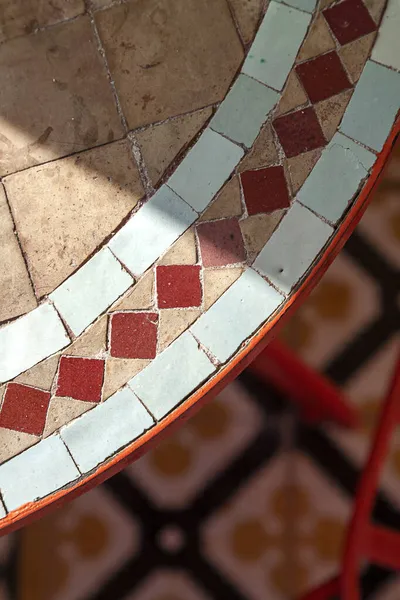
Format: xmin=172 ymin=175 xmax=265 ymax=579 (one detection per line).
xmin=56 ymin=356 xmax=105 ymax=402
xmin=296 ymin=51 xmax=352 ymax=103
xmin=240 ymin=166 xmax=291 ymax=216
xmin=196 ymin=218 xmax=245 ymax=267
xmin=323 ymin=0 xmax=376 ymax=45
xmin=156 ymin=265 xmax=202 ymax=309
xmin=273 ymin=107 xmax=326 ymax=158
xmin=110 ymin=312 xmax=158 ymax=359
xmin=0 ymin=383 xmax=50 ymax=436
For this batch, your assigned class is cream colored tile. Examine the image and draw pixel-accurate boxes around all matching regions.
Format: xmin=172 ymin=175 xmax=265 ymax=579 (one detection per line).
xmin=110 ymin=270 xmax=154 ymax=312
xmin=287 ymin=148 xmax=322 ymax=194
xmin=0 ymin=186 xmax=37 ymax=322
xmin=159 ymin=229 xmax=197 ymax=266
xmin=67 ymin=316 xmax=107 ymax=357
xmin=315 ymin=90 xmax=353 ymax=141
xmin=339 ymin=33 xmax=376 ymax=84
xmin=276 ymin=72 xmax=308 ymax=117
xmin=203 ymin=267 xmax=243 ymax=310
xmin=297 ymin=13 xmax=336 ymax=62
xmin=102 ymin=358 xmax=150 ymax=400
xmin=240 ymin=212 xmax=284 ymax=262
xmin=319 ymin=0 xmax=335 ymax=10
xmin=43 ymin=397 xmax=95 ymax=437
xmin=95 ymin=0 xmax=243 ymax=128
xmin=228 ymin=0 xmax=264 ymax=45
xmin=364 ymin=0 xmax=387 ymax=23
xmin=136 ymin=108 xmax=212 ymax=185
xmin=5 ymin=140 xmax=143 ymax=297
xmin=0 ymin=16 xmax=123 ymax=175
xmin=15 ymin=354 xmax=60 ymax=391
xmin=200 ymin=176 xmax=243 ymax=221
xmin=158 ymin=309 xmax=201 ymax=352
xmin=238 ymin=123 xmax=279 ymax=173
xmin=0 ymin=428 xmax=38 ymax=464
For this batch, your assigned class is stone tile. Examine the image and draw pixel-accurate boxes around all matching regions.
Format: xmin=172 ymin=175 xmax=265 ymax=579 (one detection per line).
xmin=110 ymin=270 xmax=154 ymax=312
xmin=43 ymin=397 xmax=95 ymax=437
xmin=364 ymin=0 xmax=387 ymax=23
xmin=0 ymin=434 xmax=79 ymax=512
xmin=297 ymin=13 xmax=336 ymax=62
xmin=129 ymin=331 xmax=215 ymax=421
xmin=0 ymin=16 xmax=123 ymax=175
xmin=296 ymin=51 xmax=352 ymax=104
xmin=0 ymin=186 xmax=37 ymax=322
xmin=323 ymin=0 xmax=377 ymax=45
xmin=371 ymin=0 xmax=400 ymax=71
xmin=203 ymin=267 xmax=243 ymax=310
xmin=339 ymin=33 xmax=375 ymax=83
xmin=159 ymin=229 xmax=197 ymax=266
xmin=0 ymin=383 xmax=51 ymax=436
xmin=276 ymin=72 xmax=308 ymax=117
xmin=135 ymin=108 xmax=212 ymax=186
xmin=5 ymin=140 xmax=143 ymax=298
xmin=67 ymin=316 xmax=108 ymax=357
xmin=253 ymin=202 xmax=333 ymax=294
xmin=0 ymin=428 xmax=38 ymax=465
xmin=228 ymin=0 xmax=264 ymax=45
xmin=109 ymin=185 xmax=197 ymax=276
xmin=297 ymin=132 xmax=376 ymax=223
xmin=61 ymin=387 xmax=154 ymax=473
xmin=273 ymin=107 xmax=326 ymax=158
xmin=315 ymin=90 xmax=353 ymax=141
xmin=56 ymin=356 xmax=105 ymax=402
xmin=275 ymin=0 xmax=317 ymax=11
xmin=0 ymin=303 xmax=70 ymax=384
xmin=238 ymin=123 xmax=279 ymax=172
xmin=110 ymin=312 xmax=158 ymax=359
xmin=242 ymin=2 xmax=311 ymax=91
xmin=168 ymin=128 xmax=244 ymax=213
xmin=102 ymin=358 xmax=150 ymax=400
xmin=191 ymin=269 xmax=283 ymax=363
xmin=340 ymin=60 xmax=400 ymax=152
xmin=200 ymin=177 xmax=243 ymax=221
xmin=211 ymin=74 xmax=279 ymax=148
xmin=50 ymin=248 xmax=133 ymax=336
xmin=95 ymin=0 xmax=243 ymax=129
xmin=197 ymin=218 xmax=245 ymax=267
xmin=287 ymin=148 xmax=323 ymax=194
xmin=156 ymin=265 xmax=202 ymax=309
xmin=240 ymin=212 xmax=284 ymax=262
xmin=158 ymin=309 xmax=201 ymax=352
xmin=15 ymin=354 xmax=60 ymax=391
xmin=241 ymin=166 xmax=290 ymax=215
xmin=0 ymin=0 xmax=84 ymax=43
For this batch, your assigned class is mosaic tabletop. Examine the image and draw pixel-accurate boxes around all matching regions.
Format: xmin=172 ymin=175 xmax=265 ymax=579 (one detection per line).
xmin=0 ymin=0 xmax=399 ymax=528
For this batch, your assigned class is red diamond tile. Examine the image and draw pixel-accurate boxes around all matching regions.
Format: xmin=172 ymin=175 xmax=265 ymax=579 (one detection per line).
xmin=240 ymin=166 xmax=291 ymax=216
xmin=196 ymin=218 xmax=245 ymax=267
xmin=323 ymin=0 xmax=376 ymax=45
xmin=273 ymin=107 xmax=326 ymax=158
xmin=0 ymin=383 xmax=50 ymax=436
xmin=110 ymin=312 xmax=158 ymax=359
xmin=56 ymin=356 xmax=105 ymax=402
xmin=296 ymin=51 xmax=352 ymax=103
xmin=156 ymin=265 xmax=202 ymax=309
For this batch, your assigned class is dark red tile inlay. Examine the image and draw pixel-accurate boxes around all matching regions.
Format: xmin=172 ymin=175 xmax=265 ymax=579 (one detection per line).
xmin=323 ymin=0 xmax=376 ymax=45
xmin=273 ymin=107 xmax=326 ymax=158
xmin=110 ymin=312 xmax=158 ymax=359
xmin=0 ymin=383 xmax=51 ymax=436
xmin=296 ymin=51 xmax=352 ymax=104
xmin=240 ymin=166 xmax=291 ymax=216
xmin=196 ymin=218 xmax=245 ymax=267
xmin=156 ymin=265 xmax=202 ymax=309
xmin=56 ymin=356 xmax=105 ymax=402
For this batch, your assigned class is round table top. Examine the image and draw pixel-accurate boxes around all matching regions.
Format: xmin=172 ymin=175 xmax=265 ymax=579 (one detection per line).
xmin=0 ymin=0 xmax=399 ymax=533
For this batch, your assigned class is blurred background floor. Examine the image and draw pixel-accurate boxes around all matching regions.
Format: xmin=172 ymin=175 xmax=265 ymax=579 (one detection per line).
xmin=1 ymin=141 xmax=399 ymax=600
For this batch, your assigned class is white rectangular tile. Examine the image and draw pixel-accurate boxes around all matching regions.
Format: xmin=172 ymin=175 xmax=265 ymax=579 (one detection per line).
xmin=372 ymin=0 xmax=400 ymax=72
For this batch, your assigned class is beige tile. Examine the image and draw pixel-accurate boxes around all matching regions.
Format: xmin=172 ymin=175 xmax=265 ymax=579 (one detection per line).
xmin=136 ymin=108 xmax=212 ymax=185
xmin=319 ymin=0 xmax=335 ymax=10
xmin=96 ymin=0 xmax=243 ymax=129
xmin=315 ymin=90 xmax=353 ymax=141
xmin=15 ymin=354 xmax=60 ymax=391
xmin=0 ymin=427 xmax=38 ymax=464
xmin=0 ymin=16 xmax=123 ymax=175
xmin=228 ymin=0 xmax=264 ymax=45
xmin=0 ymin=0 xmax=84 ymax=43
xmin=276 ymin=72 xmax=308 ymax=117
xmin=111 ymin=270 xmax=154 ymax=312
xmin=159 ymin=229 xmax=197 ymax=266
xmin=287 ymin=148 xmax=322 ymax=194
xmin=297 ymin=13 xmax=336 ymax=62
xmin=0 ymin=185 xmax=37 ymax=322
xmin=240 ymin=212 xmax=284 ymax=262
xmin=364 ymin=0 xmax=387 ymax=23
xmin=200 ymin=176 xmax=243 ymax=221
xmin=339 ymin=33 xmax=376 ymax=84
xmin=43 ymin=396 xmax=95 ymax=437
xmin=102 ymin=358 xmax=149 ymax=400
xmin=67 ymin=316 xmax=108 ymax=357
xmin=158 ymin=309 xmax=200 ymax=352
xmin=238 ymin=122 xmax=279 ymax=173
xmin=91 ymin=0 xmax=113 ymax=9
xmin=5 ymin=140 xmax=143 ymax=297
xmin=203 ymin=267 xmax=243 ymax=310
